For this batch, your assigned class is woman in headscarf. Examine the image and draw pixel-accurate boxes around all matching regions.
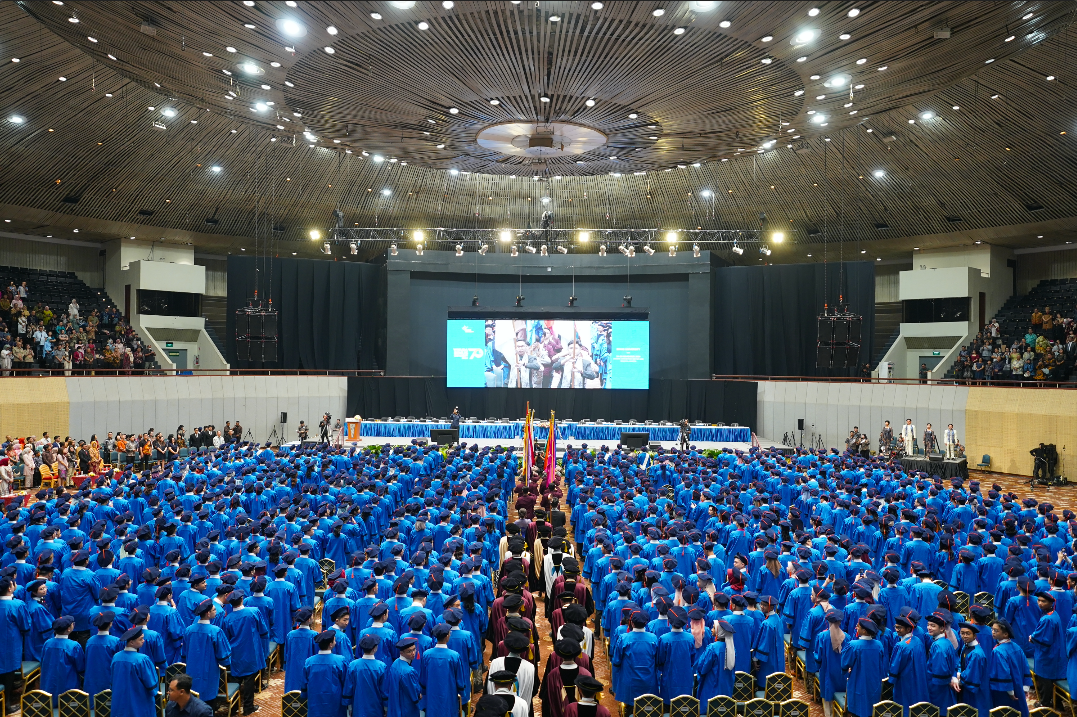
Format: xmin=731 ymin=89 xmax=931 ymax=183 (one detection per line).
xmin=688 ymin=606 xmax=713 ymax=665
xmin=88 ymin=434 xmax=104 ymax=474
xmin=696 ymin=618 xmax=736 ymax=706
xmin=20 ymin=441 xmax=36 ymax=488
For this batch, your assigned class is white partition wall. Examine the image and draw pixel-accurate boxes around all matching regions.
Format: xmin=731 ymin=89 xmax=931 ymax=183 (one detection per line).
xmin=757 ymin=381 xmax=970 ymax=451
xmin=64 ymin=376 xmax=348 ymax=444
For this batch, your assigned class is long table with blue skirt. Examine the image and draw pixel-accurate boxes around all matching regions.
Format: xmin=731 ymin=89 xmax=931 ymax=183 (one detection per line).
xmin=359 ymin=420 xmax=751 ymax=443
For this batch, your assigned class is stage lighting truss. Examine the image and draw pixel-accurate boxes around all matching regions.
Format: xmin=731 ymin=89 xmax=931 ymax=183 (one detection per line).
xmin=323 ymin=226 xmax=780 ymax=255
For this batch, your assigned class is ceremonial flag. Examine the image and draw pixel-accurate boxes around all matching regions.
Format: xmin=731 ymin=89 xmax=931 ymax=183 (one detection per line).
xmin=543 ymin=411 xmax=556 ymax=489
xmin=523 ymin=404 xmax=535 ymax=484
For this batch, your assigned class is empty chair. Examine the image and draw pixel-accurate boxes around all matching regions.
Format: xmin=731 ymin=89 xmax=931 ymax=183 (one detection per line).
xmin=779 ymin=700 xmax=811 ymax=717
xmin=872 ymin=701 xmax=904 ymax=717
xmin=670 ymin=695 xmax=701 ymax=717
xmin=20 ymin=689 xmax=52 ymax=717
xmin=706 ymin=695 xmax=737 ymax=717
xmin=910 ymin=702 xmax=941 ymax=717
xmin=633 ymin=694 xmax=665 ymax=717
xmin=282 ymin=690 xmax=307 ymax=717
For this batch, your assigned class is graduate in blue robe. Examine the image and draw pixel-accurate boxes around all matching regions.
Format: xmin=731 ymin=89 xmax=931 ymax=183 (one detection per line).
xmin=419 ymin=624 xmax=471 ymax=716
xmin=696 ymin=619 xmax=736 ymax=710
xmin=182 ymin=598 xmax=233 ymax=702
xmin=840 ymin=618 xmax=886 ymax=717
xmin=386 ymin=638 xmax=422 ymax=717
xmin=1029 ymin=592 xmax=1066 ymax=685
xmin=284 ymin=608 xmax=319 ymax=694
xmin=956 ymin=622 xmax=992 ymax=717
xmin=925 ymin=612 xmax=958 ymax=715
xmin=359 ymin=603 xmax=399 ymax=666
xmin=988 ymin=620 xmax=1031 ymax=717
xmin=657 ymin=609 xmax=695 ymax=701
xmin=751 ymin=596 xmax=785 ymax=689
xmin=40 ymin=616 xmax=85 ymax=706
xmin=814 ymin=611 xmax=847 ymax=712
xmin=1066 ymin=625 xmax=1077 ymax=703
xmin=110 ymin=626 xmax=160 ymax=717
xmin=301 ymin=630 xmax=349 ymax=717
xmin=726 ymin=599 xmax=758 ymax=674
xmin=23 ymin=582 xmax=55 ymax=662
xmin=888 ymin=615 xmax=928 ymax=716
xmin=345 ymin=634 xmax=389 ymax=717
xmin=611 ymin=611 xmax=658 ymax=705
xmin=84 ymin=612 xmax=123 ymax=700
xmin=266 ymin=566 xmax=300 ymax=644
xmin=222 ymin=591 xmax=270 ymax=715
xmin=148 ymin=585 xmax=185 ymax=664
xmin=1003 ymin=580 xmax=1041 ymax=658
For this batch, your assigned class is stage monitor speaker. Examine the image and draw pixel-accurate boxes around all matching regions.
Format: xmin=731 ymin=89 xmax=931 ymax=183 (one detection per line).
xmin=818 ymin=318 xmax=834 ymax=343
xmin=816 ymin=344 xmax=833 ymax=368
xmin=798 ymin=419 xmax=805 ymax=431
xmin=620 ymin=432 xmax=649 ymax=449
xmin=832 ymin=344 xmax=854 ymax=368
xmin=281 ymin=412 xmax=287 ymax=424
xmin=262 ymin=312 xmax=277 ymax=337
xmin=847 ymin=317 xmax=862 ymax=344
xmin=430 ymin=429 xmax=459 ymax=445
xmin=236 ymin=338 xmax=250 ymax=361
xmin=236 ymin=312 xmax=250 ymax=338
xmin=248 ymin=339 xmax=278 ymax=363
xmin=834 ymin=319 xmax=850 ymax=343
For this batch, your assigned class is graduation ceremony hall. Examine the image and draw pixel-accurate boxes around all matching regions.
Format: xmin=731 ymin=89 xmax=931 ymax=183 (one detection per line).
xmin=5 ymin=2 xmax=1077 ymax=717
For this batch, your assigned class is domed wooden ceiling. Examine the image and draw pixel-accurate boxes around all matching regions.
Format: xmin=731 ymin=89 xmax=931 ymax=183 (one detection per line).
xmin=2 ymin=0 xmax=1077 ymax=259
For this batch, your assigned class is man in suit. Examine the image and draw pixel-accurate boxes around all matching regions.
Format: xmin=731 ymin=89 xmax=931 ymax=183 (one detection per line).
xmin=944 ymin=424 xmax=959 ymax=459
xmin=900 ymin=419 xmax=916 ymax=455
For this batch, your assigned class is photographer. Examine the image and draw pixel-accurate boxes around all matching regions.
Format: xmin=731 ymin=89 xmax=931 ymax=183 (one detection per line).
xmin=678 ymin=419 xmax=690 ymax=450
xmin=297 ymin=421 xmax=309 ymax=442
xmin=1032 ymin=443 xmax=1049 ymax=483
xmin=319 ymin=413 xmax=331 ymax=443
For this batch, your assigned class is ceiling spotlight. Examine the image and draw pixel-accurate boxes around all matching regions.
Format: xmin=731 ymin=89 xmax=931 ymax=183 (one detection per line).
xmin=276 ymin=18 xmax=306 ymax=37
xmin=415 ymin=243 xmax=424 ymax=256
xmin=808 ymin=7 xmax=820 ymax=16
xmin=761 ymin=57 xmax=773 ymax=64
xmin=811 ymin=114 xmax=826 ymax=123
xmin=665 ymin=230 xmax=678 ymax=243
xmin=693 ymin=244 xmax=701 ymax=258
xmin=389 ymin=1 xmax=417 ymax=7
xmin=349 ymin=242 xmax=358 ymax=255
xmin=478 ymin=244 xmax=489 ymax=255
xmin=68 ymin=16 xmax=78 ymax=23
xmin=241 ymin=62 xmax=263 ymax=74
xmin=793 ymin=29 xmax=817 ymax=44
xmin=9 ymin=115 xmax=25 ymax=124
xmin=761 ymin=35 xmax=773 ymax=42
xmin=839 ymin=33 xmax=851 ymax=40
xmin=877 ymin=65 xmax=888 ymax=71
xmin=540 ymin=244 xmax=549 ymax=256
xmin=413 ymin=229 xmax=424 ymax=243
xmin=719 ymin=21 xmax=731 ymax=28
xmin=510 ymin=245 xmax=519 ymax=257
xmin=591 ymin=2 xmax=604 ymax=8
xmin=848 ymin=7 xmax=861 ymax=17
xmin=668 ymin=245 xmax=677 ymax=257
xmin=1047 ymin=75 xmax=1056 ymax=81
xmin=760 ymin=247 xmax=772 ymax=256
xmin=920 ymin=111 xmax=934 ymax=119
xmin=584 ymin=98 xmax=596 ymax=107
xmin=309 ymin=229 xmax=321 ymax=240
xmin=370 ymin=12 xmax=382 ymax=19
xmin=643 ymin=245 xmax=655 ymax=256
xmin=732 ymin=245 xmax=744 ymax=255
xmin=549 ymin=15 xmax=560 ymax=22
xmin=985 ymin=58 xmax=995 ymax=64
xmin=525 ymin=245 xmax=537 ymax=254
xmin=873 ymin=169 xmax=885 ymax=178
xmin=540 ymin=95 xmax=551 ymax=103
xmin=455 ymin=244 xmax=464 ymax=256
xmin=700 ymin=189 xmax=712 ymax=197
xmin=598 ymin=245 xmax=606 ymax=256
xmin=448 ymin=107 xmax=459 ymax=114
xmin=324 ymin=46 xmax=335 ymax=54
xmin=498 ymin=230 xmax=513 ymax=243
xmin=556 ymin=246 xmax=568 ymax=254
xmin=772 ymin=231 xmax=784 ymax=243
xmin=161 ymin=108 xmax=177 ymax=117
xmin=58 ymin=76 xmax=66 ymax=81
xmin=417 ymin=21 xmax=429 ymax=30
xmin=673 ymin=27 xmax=686 ymax=35
xmin=321 ymin=242 xmax=331 ymax=255
xmin=953 ymin=105 xmax=960 ymax=110
xmin=652 ymin=8 xmax=665 ymax=17
xmin=1005 ymin=35 xmax=1015 ymax=42
xmin=689 ymin=0 xmax=717 ymax=9
xmin=210 ymin=165 xmax=222 ymax=173
xmin=1023 ymin=12 xmax=1034 ymax=20
xmin=327 ymin=25 xmax=338 ymax=35
xmin=489 ymin=99 xmax=500 ymax=105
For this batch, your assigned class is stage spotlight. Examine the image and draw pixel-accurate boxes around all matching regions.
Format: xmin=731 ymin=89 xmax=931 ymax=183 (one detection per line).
xmin=627 ymin=246 xmax=636 ymax=257
xmin=668 ymin=245 xmax=677 ymax=257
xmin=556 ymin=246 xmax=568 ymax=254
xmin=598 ymin=244 xmax=607 ymax=256
xmin=321 ymin=241 xmax=331 ymax=254
xmin=643 ymin=245 xmax=655 ymax=255
xmin=578 ymin=230 xmax=590 ymax=242
xmin=540 ymin=244 xmax=549 ymax=256
xmin=478 ymin=244 xmax=489 ymax=255
xmin=472 ymin=296 xmax=479 ymax=306
xmin=618 ymin=245 xmax=628 ymax=256
xmin=693 ymin=243 xmax=701 ymax=257
xmin=772 ymin=231 xmax=785 ymax=243
xmin=760 ymin=247 xmax=772 ymax=256
xmin=389 ymin=243 xmax=398 ymax=255
xmin=732 ymin=244 xmax=744 ymax=255
xmin=515 ymin=295 xmax=525 ymax=306
xmin=665 ymin=230 xmax=678 ymax=243
xmin=455 ymin=244 xmax=463 ymax=256
xmin=568 ymin=296 xmax=578 ymax=306
xmin=413 ymin=229 xmax=424 ymax=242
xmin=309 ymin=229 xmax=321 ymax=240
xmin=623 ymin=295 xmax=633 ymax=307
xmin=510 ymin=245 xmax=519 ymax=257
xmin=349 ymin=242 xmax=358 ymax=255
xmin=416 ymin=243 xmax=424 ymax=255
xmin=526 ymin=244 xmax=537 ymax=254
xmin=499 ymin=229 xmax=512 ymax=242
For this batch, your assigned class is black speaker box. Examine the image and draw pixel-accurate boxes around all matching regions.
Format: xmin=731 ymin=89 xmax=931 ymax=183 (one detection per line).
xmin=430 ymin=429 xmax=459 ymax=445
xmin=797 ymin=419 xmax=805 ymax=431
xmin=816 ymin=344 xmax=833 ymax=368
xmin=281 ymin=412 xmax=287 ymax=424
xmin=236 ymin=312 xmax=250 ymax=338
xmin=818 ymin=318 xmax=834 ymax=343
xmin=620 ymin=432 xmax=650 ymax=449
xmin=834 ymin=319 xmax=850 ymax=343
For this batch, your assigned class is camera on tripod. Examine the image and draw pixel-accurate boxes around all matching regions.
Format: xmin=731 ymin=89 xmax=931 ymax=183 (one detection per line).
xmin=1031 ymin=442 xmax=1067 ymax=487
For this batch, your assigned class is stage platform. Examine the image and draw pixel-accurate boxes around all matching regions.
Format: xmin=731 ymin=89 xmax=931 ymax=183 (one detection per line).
xmin=356 ymin=419 xmax=751 ymax=443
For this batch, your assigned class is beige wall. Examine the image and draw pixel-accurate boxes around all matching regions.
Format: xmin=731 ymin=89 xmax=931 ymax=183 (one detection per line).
xmin=0 ymin=377 xmax=70 ymax=441
xmin=965 ymin=386 xmax=1077 ymax=476
xmin=0 ymin=233 xmax=103 ymax=288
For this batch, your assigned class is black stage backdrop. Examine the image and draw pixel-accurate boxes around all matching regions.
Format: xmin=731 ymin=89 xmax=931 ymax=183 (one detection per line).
xmin=712 ymin=261 xmax=875 ymax=377
xmin=347 ymin=377 xmax=757 ymax=428
xmin=226 ymin=256 xmax=385 ymax=370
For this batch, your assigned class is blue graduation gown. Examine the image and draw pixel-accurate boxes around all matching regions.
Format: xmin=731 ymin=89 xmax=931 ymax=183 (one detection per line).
xmin=840 ymin=638 xmax=886 ymax=717
xmin=59 ymin=567 xmax=100 ymax=632
xmin=285 ymin=627 xmax=318 ymax=689
xmin=344 ymin=657 xmax=388 ymax=717
xmin=110 ymin=648 xmax=159 ymax=717
xmin=877 ymin=587 xmax=910 ymax=632
xmin=888 ymin=634 xmax=928 ymax=715
xmin=330 ymin=624 xmax=354 ymax=660
xmin=726 ymin=613 xmax=757 ymax=673
xmin=386 ymin=658 xmax=422 ymax=717
xmin=798 ymin=606 xmax=830 ymax=673
xmin=302 ymin=652 xmax=349 ymax=717
xmin=266 ymin=579 xmax=300 ymax=644
xmin=23 ymin=598 xmax=54 ymax=661
xmin=84 ymin=633 xmax=122 ymax=699
xmin=1003 ymin=595 xmax=1041 ymax=657
xmin=1029 ymin=610 xmax=1065 ymax=680
xmin=359 ymin=624 xmax=398 ymax=666
xmin=418 ymin=645 xmax=470 ymax=713
xmin=909 ymin=581 xmax=944 ymax=618
xmin=1067 ymin=627 xmax=1077 ymax=699
xmin=138 ymin=626 xmax=167 ymax=670
xmin=40 ymin=636 xmax=86 ymax=705
xmin=958 ymin=642 xmax=992 ymax=717
xmin=657 ymin=629 xmax=695 ymax=701
xmin=447 ymin=627 xmax=480 ymax=672
xmin=696 ymin=640 xmax=735 ymax=708
xmin=223 ymin=606 xmax=269 ymax=677
xmin=926 ymin=636 xmax=958 ymax=714
xmin=814 ymin=631 xmax=847 ymax=701
xmin=613 ymin=629 xmax=658 ymax=703
xmin=182 ymin=621 xmax=232 ymax=699
xmin=988 ymin=641 xmax=1030 ymax=717
xmin=752 ymin=613 xmax=785 ymax=689
xmin=148 ymin=603 xmax=185 ymax=665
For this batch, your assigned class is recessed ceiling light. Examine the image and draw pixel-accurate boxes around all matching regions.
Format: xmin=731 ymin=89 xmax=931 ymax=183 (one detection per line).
xmin=324 ymin=46 xmax=335 ymax=53
xmin=244 ymin=23 xmax=256 ymax=29
xmin=794 ymin=29 xmax=817 ymax=44
xmin=540 ymin=95 xmax=551 ymax=102
xmin=9 ymin=115 xmax=25 ymax=124
xmin=719 ymin=20 xmax=730 ymax=28
xmin=105 ymin=93 xmax=112 ymax=97
xmin=652 ymin=8 xmax=665 ymax=16
xmin=58 ymin=76 xmax=66 ymax=81
xmin=839 ymin=33 xmax=851 ymax=40
xmin=211 ymin=165 xmax=222 ymax=172
xmin=761 ymin=35 xmax=773 ymax=42
xmin=161 ymin=108 xmax=176 ymax=117
xmin=202 ymin=51 xmax=213 ymax=57
xmin=276 ymin=18 xmax=306 ymax=37
xmin=225 ymin=46 xmax=237 ymax=53
xmin=673 ymin=27 xmax=685 ymax=34
xmin=240 ymin=62 xmax=263 ymax=74
xmin=10 ymin=58 xmax=19 ymax=62
xmin=585 ymin=98 xmax=596 ymax=107
xmin=1023 ymin=12 xmax=1034 ymax=20
xmin=991 ymin=94 xmax=1000 ymax=99
xmin=761 ymin=57 xmax=773 ymax=64
xmin=1047 ymin=75 xmax=1055 ymax=81
xmin=389 ymin=0 xmax=416 ymax=7
xmin=794 ymin=89 xmax=804 ymax=96
xmin=285 ymin=0 xmax=296 ymax=6
xmin=417 ymin=21 xmax=430 ymax=29
xmin=877 ymin=65 xmax=887 ymax=70
xmin=808 ymin=7 xmax=820 ymax=16
xmin=816 ymin=94 xmax=825 ymax=99
xmin=243 ymin=0 xmax=254 ymax=5
xmin=649 ymin=135 xmax=658 ymax=140
xmin=436 ymin=143 xmax=445 ymax=148
xmin=68 ymin=16 xmax=79 ymax=23
xmin=628 ymin=113 xmax=638 ymax=119
xmin=284 ymin=80 xmax=293 ymax=87
xmin=1038 ymin=235 xmax=1044 ymax=238
xmin=87 ymin=36 xmax=97 ymax=43
xmin=448 ymin=107 xmax=459 ymax=114
xmin=370 ymin=12 xmax=382 ymax=20
xmin=548 ymin=15 xmax=560 ymax=22
xmin=809 ymin=74 xmax=820 ymax=79
xmin=844 ymin=102 xmax=853 ymax=107
xmin=920 ymin=111 xmax=934 ymax=119
xmin=811 ymin=114 xmax=826 ymax=123
xmin=854 ymin=83 xmax=864 ymax=89
xmin=873 ymin=169 xmax=885 ymax=177
xmin=856 ymin=57 xmax=867 ymax=64
xmin=591 ymin=2 xmax=603 ymax=8
xmin=985 ymin=58 xmax=994 ymax=63
xmin=1005 ymin=35 xmax=1015 ymax=42
xmin=327 ymin=25 xmax=338 ymax=35
xmin=489 ymin=99 xmax=500 ymax=105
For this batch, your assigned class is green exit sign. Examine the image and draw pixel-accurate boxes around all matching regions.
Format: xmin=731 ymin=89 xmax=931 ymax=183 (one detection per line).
xmin=165 ymin=342 xmax=173 ymax=347
xmin=932 ymin=351 xmax=941 ymax=356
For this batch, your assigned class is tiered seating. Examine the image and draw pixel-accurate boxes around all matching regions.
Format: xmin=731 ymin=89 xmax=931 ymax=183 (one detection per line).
xmin=0 ymin=265 xmax=117 ymax=318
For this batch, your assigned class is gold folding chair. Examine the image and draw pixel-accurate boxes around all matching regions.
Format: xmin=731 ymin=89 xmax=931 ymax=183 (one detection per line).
xmin=20 ymin=689 xmax=53 ymax=717
xmin=1053 ymin=679 xmax=1072 ymax=716
xmin=882 ymin=678 xmax=893 ymax=701
xmin=974 ymin=592 xmax=995 ymax=611
xmin=22 ymin=660 xmax=41 ymax=692
xmin=765 ymin=673 xmax=793 ymax=702
xmin=670 ymin=695 xmax=700 ymax=717
xmin=733 ymin=671 xmax=755 ymax=702
xmin=94 ymin=689 xmax=112 ymax=717
xmin=58 ymin=689 xmax=90 ymax=717
xmin=282 ymin=690 xmax=307 ymax=717
xmin=953 ymin=591 xmax=971 ymax=617
xmin=833 ymin=692 xmax=847 ymax=717
xmin=779 ymin=699 xmax=810 ymax=717
xmin=990 ymin=707 xmax=1021 ymax=717
xmin=948 ymin=704 xmax=979 ymax=717
xmin=164 ymin=662 xmax=187 ymax=688
xmin=1030 ymin=707 xmax=1060 ymax=717
xmin=706 ymin=694 xmax=737 ymax=717
xmin=633 ymin=694 xmax=664 ymax=717
xmin=872 ymin=701 xmax=903 ymax=717
xmin=743 ymin=698 xmax=774 ymax=717
xmin=911 ymin=702 xmax=941 ymax=717
xmin=219 ymin=666 xmax=242 ymax=717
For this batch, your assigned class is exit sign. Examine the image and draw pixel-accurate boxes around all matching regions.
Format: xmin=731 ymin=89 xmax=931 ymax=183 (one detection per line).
xmin=165 ymin=342 xmax=173 ymax=347
xmin=932 ymin=351 xmax=941 ymax=356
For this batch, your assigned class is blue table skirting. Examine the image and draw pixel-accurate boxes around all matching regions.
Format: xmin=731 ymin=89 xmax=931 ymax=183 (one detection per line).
xmin=359 ymin=421 xmax=750 ymax=443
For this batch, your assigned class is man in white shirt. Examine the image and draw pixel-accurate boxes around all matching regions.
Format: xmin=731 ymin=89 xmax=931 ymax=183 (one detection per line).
xmin=900 ymin=419 xmax=916 ymax=454
xmin=486 ymin=632 xmax=536 ymax=704
xmin=944 ymin=424 xmax=959 ymax=459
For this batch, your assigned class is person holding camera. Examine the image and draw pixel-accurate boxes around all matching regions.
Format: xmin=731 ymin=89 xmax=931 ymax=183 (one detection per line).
xmin=678 ymin=419 xmax=690 ymax=450
xmin=319 ymin=413 xmax=331 ymax=443
xmin=297 ymin=421 xmax=309 ymax=442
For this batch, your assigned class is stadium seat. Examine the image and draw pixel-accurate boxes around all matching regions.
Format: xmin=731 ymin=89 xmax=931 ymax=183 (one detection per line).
xmin=765 ymin=673 xmax=793 ymax=702
xmin=778 ymin=699 xmax=810 ymax=717
xmin=742 ymin=698 xmax=773 ymax=717
xmin=22 ymin=660 xmax=41 ymax=692
xmin=733 ymin=671 xmax=755 ymax=702
xmin=973 ymin=592 xmax=994 ymax=611
xmin=219 ymin=666 xmax=242 ymax=717
xmin=948 ymin=704 xmax=979 ymax=717
xmin=989 ymin=707 xmax=1021 ymax=717
xmin=705 ymin=695 xmax=736 ymax=717
xmin=833 ymin=693 xmax=846 ymax=717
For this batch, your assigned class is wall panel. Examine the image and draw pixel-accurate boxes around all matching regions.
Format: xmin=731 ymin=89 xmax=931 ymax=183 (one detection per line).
xmin=0 ymin=378 xmax=69 ymax=440
xmin=966 ymin=387 xmax=1077 ymax=476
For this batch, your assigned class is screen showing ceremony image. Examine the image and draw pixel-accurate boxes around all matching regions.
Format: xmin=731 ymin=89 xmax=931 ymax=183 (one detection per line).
xmin=446 ymin=318 xmax=650 ymax=389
